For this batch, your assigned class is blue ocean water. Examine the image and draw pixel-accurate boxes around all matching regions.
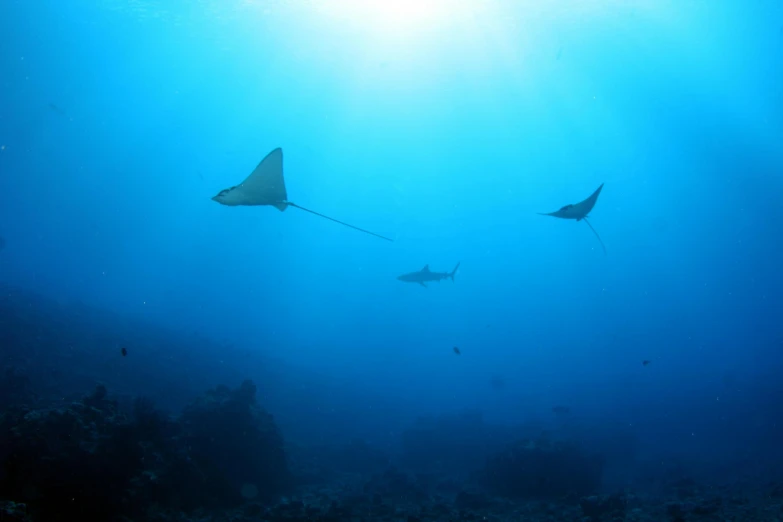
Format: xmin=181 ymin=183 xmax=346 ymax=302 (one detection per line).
xmin=1 ymin=1 xmax=782 ymax=520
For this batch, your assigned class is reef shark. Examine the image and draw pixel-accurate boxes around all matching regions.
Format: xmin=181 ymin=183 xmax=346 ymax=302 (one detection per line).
xmin=212 ymin=148 xmax=393 ymax=241
xmin=538 ymin=183 xmax=606 ymax=254
xmin=397 ymin=263 xmax=460 ymax=287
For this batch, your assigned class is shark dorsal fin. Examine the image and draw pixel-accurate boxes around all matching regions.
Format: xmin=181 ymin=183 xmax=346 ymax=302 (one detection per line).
xmin=422 ymin=264 xmax=430 ymax=272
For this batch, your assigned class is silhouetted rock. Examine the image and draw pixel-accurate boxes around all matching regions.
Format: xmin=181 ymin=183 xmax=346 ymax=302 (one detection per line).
xmin=0 ymin=501 xmax=30 ymax=522
xmin=290 ymin=438 xmax=389 ymax=481
xmin=400 ymin=410 xmax=489 ymax=473
xmin=666 ymin=501 xmax=686 ymax=522
xmin=0 ymin=380 xmax=289 ymax=520
xmin=0 ymin=386 xmax=143 ymax=521
xmin=483 ymin=437 xmax=603 ymax=499
xmin=580 ymin=493 xmax=627 ymax=520
xmin=363 ymin=467 xmax=428 ymax=505
xmin=178 ymin=379 xmax=289 ymax=507
xmin=0 ymin=367 xmax=35 ymax=409
xmin=454 ymin=490 xmax=493 ymax=510
xmin=664 ymin=496 xmax=724 ymax=520
xmin=692 ymin=496 xmax=722 ymax=515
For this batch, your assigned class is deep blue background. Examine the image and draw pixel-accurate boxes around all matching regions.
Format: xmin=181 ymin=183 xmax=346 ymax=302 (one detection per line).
xmin=1 ymin=0 xmax=782 ymax=482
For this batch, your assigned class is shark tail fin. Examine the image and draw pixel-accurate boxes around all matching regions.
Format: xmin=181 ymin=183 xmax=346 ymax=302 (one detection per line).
xmin=449 ymin=262 xmax=461 ymax=282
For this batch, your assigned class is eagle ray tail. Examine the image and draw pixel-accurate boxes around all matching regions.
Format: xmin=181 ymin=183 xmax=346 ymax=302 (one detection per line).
xmin=583 ymin=218 xmax=607 ymax=255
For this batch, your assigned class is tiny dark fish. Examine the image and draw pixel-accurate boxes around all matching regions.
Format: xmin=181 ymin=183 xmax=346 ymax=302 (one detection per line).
xmin=121 ymin=347 xmax=128 ymax=357
xmin=453 ymin=346 xmax=461 ymax=355
xmin=48 ymin=102 xmax=65 ymax=115
xmin=642 ymin=360 xmax=651 ymax=366
xmin=552 ymin=406 xmax=570 ymax=415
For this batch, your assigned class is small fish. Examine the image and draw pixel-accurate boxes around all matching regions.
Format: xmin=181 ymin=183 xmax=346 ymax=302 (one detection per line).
xmin=48 ymin=102 xmax=65 ymax=115
xmin=642 ymin=360 xmax=651 ymax=366
xmin=453 ymin=346 xmax=461 ymax=355
xmin=121 ymin=347 xmax=128 ymax=357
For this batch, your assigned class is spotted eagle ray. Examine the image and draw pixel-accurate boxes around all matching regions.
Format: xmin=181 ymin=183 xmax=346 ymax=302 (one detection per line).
xmin=538 ymin=183 xmax=606 ymax=254
xmin=212 ymin=148 xmax=394 ymax=241
xmin=397 ymin=262 xmax=460 ymax=287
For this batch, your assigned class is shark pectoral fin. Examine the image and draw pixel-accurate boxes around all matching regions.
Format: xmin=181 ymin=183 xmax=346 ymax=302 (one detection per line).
xmin=450 ymin=262 xmax=460 ymax=281
xmin=419 ymin=282 xmax=427 ymax=288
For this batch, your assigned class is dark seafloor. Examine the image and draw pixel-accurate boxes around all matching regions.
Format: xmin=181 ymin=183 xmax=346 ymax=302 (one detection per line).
xmin=0 ymin=284 xmax=782 ymax=522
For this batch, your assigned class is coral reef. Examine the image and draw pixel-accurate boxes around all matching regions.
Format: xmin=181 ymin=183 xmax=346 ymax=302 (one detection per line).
xmin=580 ymin=493 xmax=627 ymax=520
xmin=363 ymin=466 xmax=429 ymax=506
xmin=288 ymin=437 xmax=390 ymax=485
xmin=2 ymin=377 xmax=782 ymax=521
xmin=2 ymin=286 xmax=783 ymax=521
xmin=0 ymin=367 xmax=35 ymax=410
xmin=177 ymin=379 xmax=289 ymax=507
xmin=0 ymin=501 xmax=30 ymax=522
xmin=0 ymin=384 xmax=144 ymax=521
xmin=0 ymin=379 xmax=288 ymax=521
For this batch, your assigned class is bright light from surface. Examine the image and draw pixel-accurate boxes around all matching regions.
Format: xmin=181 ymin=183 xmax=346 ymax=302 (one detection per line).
xmin=324 ymin=0 xmax=451 ymax=36
xmin=311 ymin=0 xmax=491 ymax=57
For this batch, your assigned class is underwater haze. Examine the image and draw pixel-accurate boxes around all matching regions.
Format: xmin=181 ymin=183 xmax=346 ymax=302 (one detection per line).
xmin=1 ymin=1 xmax=783 ymax=521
